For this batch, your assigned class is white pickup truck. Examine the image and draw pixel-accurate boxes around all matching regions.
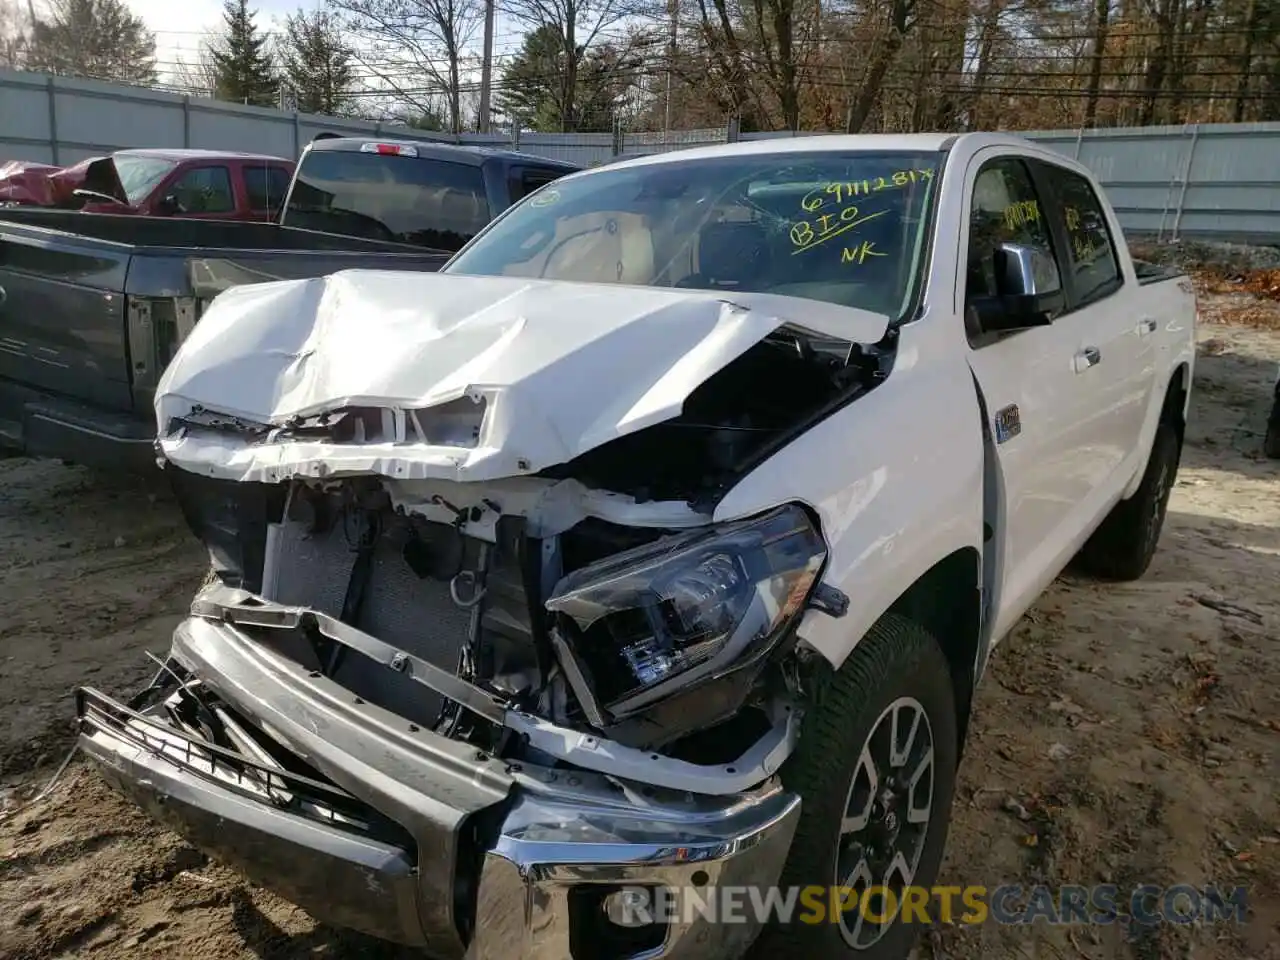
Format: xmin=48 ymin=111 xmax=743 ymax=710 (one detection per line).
xmin=77 ymin=133 xmax=1197 ymax=960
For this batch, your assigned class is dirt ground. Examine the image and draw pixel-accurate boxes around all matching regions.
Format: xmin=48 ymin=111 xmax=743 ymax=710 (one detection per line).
xmin=1 ymin=280 xmax=1278 ymax=960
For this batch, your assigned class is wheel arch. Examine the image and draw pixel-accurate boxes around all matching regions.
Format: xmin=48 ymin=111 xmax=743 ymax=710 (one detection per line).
xmin=1164 ymin=361 xmax=1190 ymax=441
xmin=883 ymin=547 xmax=983 ymax=752
xmin=1121 ymin=361 xmax=1191 ymax=500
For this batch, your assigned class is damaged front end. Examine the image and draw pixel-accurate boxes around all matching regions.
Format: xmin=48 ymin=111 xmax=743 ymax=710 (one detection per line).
xmin=78 ymin=274 xmax=889 ymax=958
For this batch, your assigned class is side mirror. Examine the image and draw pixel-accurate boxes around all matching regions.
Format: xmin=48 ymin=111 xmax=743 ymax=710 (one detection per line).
xmin=969 ymin=243 xmax=1065 ymax=335
xmin=996 ymin=243 xmax=1061 ymax=298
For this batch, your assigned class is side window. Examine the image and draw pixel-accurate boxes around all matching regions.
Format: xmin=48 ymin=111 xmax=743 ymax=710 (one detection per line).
xmin=965 ymin=158 xmax=1056 ymax=303
xmin=244 ymin=165 xmax=292 ymax=213
xmin=1039 ymin=164 xmax=1122 ymax=305
xmin=168 ymin=166 xmax=234 ymax=214
xmin=509 ymin=168 xmax=562 ymax=204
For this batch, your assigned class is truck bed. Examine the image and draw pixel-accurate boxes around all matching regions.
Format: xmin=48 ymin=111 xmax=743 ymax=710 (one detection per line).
xmin=1133 ymin=259 xmax=1186 ymax=286
xmin=0 ymin=207 xmax=439 ymax=253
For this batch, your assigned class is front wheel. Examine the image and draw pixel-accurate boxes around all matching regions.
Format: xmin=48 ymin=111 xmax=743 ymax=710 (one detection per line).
xmin=754 ymin=615 xmax=960 ymax=959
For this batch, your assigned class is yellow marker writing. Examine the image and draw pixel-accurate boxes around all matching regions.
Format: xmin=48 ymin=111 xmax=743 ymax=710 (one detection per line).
xmin=1003 ymin=199 xmax=1040 ymax=231
xmin=798 ymin=170 xmax=935 ymax=214
xmin=841 ymin=240 xmax=886 ymax=264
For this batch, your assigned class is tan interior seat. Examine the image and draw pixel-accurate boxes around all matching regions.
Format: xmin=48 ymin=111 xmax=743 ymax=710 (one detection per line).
xmin=543 ymin=212 xmax=655 ymax=284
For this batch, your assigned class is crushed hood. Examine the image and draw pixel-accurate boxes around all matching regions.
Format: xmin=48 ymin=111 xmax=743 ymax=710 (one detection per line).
xmin=155 ymin=269 xmax=890 ymax=483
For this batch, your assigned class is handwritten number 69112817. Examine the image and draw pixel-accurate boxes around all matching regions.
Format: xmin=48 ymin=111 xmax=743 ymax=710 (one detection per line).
xmin=800 ymin=168 xmax=935 ymax=214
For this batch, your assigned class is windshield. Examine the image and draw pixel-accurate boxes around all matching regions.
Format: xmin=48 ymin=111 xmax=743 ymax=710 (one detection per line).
xmin=112 ymin=155 xmax=178 ymax=205
xmin=283 ymin=149 xmax=491 ymax=251
xmin=444 ymin=150 xmax=940 ymax=317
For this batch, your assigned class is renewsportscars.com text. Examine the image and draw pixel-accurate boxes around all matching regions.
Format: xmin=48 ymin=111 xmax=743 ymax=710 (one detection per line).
xmin=613 ymin=883 xmax=1249 ymax=927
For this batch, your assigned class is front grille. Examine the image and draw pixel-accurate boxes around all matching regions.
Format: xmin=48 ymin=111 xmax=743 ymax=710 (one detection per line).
xmin=77 ymin=686 xmax=414 ymax=851
xmin=260 ymin=515 xmax=479 ymax=723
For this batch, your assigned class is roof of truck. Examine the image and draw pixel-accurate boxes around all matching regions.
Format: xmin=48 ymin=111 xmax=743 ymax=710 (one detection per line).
xmin=590 ymin=132 xmax=1078 ymax=172
xmin=114 ymin=148 xmax=292 ymax=163
xmin=305 ymin=136 xmax=580 ymax=171
xmin=598 ymin=134 xmax=959 ymax=169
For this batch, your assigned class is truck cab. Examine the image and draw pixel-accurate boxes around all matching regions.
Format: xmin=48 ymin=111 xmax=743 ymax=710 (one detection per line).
xmin=0 ymin=149 xmax=299 ymax=221
xmin=279 ymin=137 xmax=577 ymax=252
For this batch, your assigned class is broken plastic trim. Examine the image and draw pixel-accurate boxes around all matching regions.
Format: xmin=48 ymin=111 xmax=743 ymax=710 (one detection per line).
xmin=77 ymin=686 xmax=365 ymax=825
xmin=189 ymin=582 xmax=799 ymax=795
xmin=191 ymin=582 xmax=508 ymax=724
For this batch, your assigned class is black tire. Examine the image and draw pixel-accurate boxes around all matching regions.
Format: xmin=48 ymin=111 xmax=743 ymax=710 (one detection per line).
xmin=751 ymin=615 xmax=959 ymax=960
xmin=1074 ymin=420 xmax=1180 ymax=581
xmin=1264 ymin=395 xmax=1280 ymax=459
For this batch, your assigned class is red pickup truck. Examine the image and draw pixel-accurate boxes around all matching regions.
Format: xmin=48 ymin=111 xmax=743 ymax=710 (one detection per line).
xmin=0 ymin=148 xmax=295 ymax=221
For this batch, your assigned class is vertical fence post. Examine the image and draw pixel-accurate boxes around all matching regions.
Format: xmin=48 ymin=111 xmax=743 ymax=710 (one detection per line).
xmin=511 ymin=121 xmax=521 ymax=152
xmin=727 ymin=116 xmax=740 ymax=143
xmin=183 ymin=95 xmax=191 ymax=148
xmin=612 ymin=118 xmax=623 ymax=156
xmin=292 ymin=111 xmax=301 ymax=157
xmin=1170 ymin=124 xmax=1200 ymax=243
xmin=1072 ymin=125 xmax=1085 ymax=160
xmin=46 ymin=77 xmax=59 ymax=164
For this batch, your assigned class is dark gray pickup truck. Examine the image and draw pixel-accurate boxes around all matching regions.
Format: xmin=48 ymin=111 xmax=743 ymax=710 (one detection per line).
xmin=0 ymin=138 xmax=577 ymax=470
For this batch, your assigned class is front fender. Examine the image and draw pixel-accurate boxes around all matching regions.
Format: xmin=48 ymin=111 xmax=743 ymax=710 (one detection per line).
xmin=713 ymin=320 xmax=985 ymax=669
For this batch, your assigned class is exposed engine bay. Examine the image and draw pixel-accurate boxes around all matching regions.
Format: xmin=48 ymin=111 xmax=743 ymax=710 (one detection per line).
xmin=540 ymin=326 xmax=889 ymax=502
xmin=161 ymin=321 xmax=889 ymax=788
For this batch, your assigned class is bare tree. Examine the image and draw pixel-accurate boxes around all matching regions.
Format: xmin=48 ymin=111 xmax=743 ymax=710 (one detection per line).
xmin=843 ymin=0 xmax=921 ymax=132
xmin=0 ymin=0 xmax=28 ymax=68
xmin=328 ymin=0 xmax=483 ymax=133
xmin=171 ymin=40 xmax=222 ymax=98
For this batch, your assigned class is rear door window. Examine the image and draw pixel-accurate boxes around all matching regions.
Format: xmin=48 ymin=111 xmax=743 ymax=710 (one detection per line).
xmin=1036 ymin=163 xmax=1123 ymax=306
xmin=168 ymin=166 xmax=235 ymax=214
xmin=244 ymin=164 xmax=293 ymax=215
xmin=284 ymin=148 xmax=491 ymax=251
xmin=508 ymin=167 xmax=565 ymax=204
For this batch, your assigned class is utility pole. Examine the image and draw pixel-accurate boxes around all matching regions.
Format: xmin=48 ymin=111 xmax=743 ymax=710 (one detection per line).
xmin=662 ymin=0 xmax=677 ymax=140
xmin=478 ymin=0 xmax=495 ymax=133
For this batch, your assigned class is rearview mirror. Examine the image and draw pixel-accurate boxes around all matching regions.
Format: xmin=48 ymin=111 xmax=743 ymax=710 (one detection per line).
xmin=969 ymin=243 xmax=1065 ymax=335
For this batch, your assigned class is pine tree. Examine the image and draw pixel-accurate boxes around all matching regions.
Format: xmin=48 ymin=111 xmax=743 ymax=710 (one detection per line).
xmin=23 ymin=0 xmax=156 ymax=85
xmin=280 ymin=9 xmax=354 ymax=115
xmin=208 ymin=0 xmax=279 ymax=107
xmin=494 ymin=26 xmax=631 ymax=132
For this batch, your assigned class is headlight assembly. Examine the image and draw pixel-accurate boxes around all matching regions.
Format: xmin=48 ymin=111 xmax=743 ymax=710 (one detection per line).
xmin=545 ymin=503 xmax=827 ymax=720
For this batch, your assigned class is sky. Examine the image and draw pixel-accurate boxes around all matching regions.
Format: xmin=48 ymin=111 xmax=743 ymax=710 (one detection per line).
xmin=121 ymin=0 xmax=527 ymax=93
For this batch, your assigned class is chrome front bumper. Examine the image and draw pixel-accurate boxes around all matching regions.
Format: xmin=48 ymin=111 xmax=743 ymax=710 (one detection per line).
xmin=77 ymin=616 xmax=801 ymax=960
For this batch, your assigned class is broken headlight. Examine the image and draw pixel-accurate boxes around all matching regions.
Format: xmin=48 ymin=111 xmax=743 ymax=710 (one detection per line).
xmin=546 ymin=503 xmax=826 ymax=718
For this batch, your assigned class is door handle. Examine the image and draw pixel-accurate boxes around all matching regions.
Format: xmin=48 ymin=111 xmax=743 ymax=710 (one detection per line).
xmin=1074 ymin=345 xmax=1102 ymax=373
xmin=1137 ymin=317 xmax=1157 ymax=335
